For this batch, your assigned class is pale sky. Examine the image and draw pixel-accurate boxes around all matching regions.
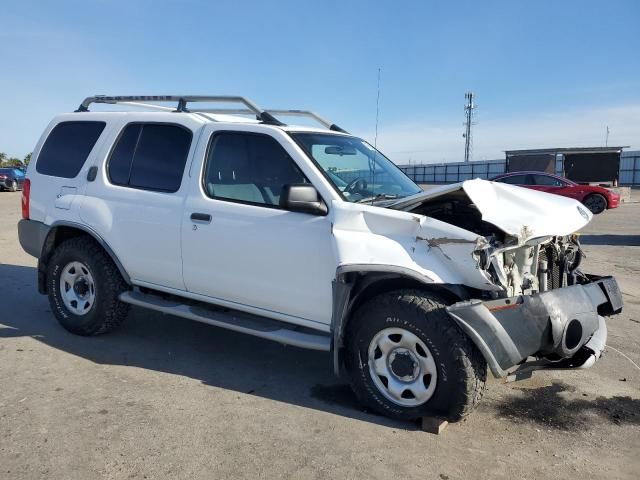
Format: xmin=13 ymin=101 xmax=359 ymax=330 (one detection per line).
xmin=1 ymin=0 xmax=638 ymax=163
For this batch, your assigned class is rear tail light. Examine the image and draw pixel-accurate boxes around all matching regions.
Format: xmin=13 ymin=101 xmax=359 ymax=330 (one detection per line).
xmin=0 ymin=174 xmax=6 ymax=179
xmin=21 ymin=179 xmax=30 ymax=219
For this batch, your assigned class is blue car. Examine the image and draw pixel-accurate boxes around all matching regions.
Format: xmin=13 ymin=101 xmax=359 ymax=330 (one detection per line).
xmin=0 ymin=167 xmax=26 ymax=191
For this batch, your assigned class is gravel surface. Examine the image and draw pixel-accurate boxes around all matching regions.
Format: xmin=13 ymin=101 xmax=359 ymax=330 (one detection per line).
xmin=1 ymin=190 xmax=638 ymax=480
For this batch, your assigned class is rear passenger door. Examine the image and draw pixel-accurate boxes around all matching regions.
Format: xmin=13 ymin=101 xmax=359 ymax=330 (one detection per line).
xmin=80 ymin=118 xmax=199 ymax=290
xmin=181 ymin=128 xmax=335 ymax=326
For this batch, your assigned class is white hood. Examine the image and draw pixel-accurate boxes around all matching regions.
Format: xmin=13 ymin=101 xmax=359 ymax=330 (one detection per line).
xmin=393 ymin=178 xmax=592 ymax=242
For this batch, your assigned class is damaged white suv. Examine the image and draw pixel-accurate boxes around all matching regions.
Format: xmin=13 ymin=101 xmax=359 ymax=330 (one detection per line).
xmin=18 ymin=95 xmax=623 ymax=421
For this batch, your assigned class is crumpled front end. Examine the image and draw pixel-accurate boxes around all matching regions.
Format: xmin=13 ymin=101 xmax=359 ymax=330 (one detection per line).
xmin=391 ymin=179 xmax=624 ymax=377
xmin=446 ymin=276 xmax=621 ymax=377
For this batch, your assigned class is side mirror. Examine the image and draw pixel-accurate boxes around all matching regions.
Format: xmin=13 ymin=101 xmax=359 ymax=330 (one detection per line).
xmin=280 ymin=184 xmax=328 ymax=216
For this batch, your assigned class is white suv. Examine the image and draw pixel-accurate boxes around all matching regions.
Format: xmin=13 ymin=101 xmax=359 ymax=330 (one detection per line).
xmin=18 ymin=95 xmax=622 ymax=421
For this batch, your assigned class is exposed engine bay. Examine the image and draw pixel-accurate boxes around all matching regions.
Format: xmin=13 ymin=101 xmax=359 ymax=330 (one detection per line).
xmin=405 ymin=189 xmax=585 ymax=297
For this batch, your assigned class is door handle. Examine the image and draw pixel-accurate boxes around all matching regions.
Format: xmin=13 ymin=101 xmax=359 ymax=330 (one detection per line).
xmin=190 ymin=212 xmax=212 ymax=223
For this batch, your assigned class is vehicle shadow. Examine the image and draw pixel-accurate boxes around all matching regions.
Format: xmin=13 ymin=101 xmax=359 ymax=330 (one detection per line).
xmin=580 ymin=234 xmax=640 ymax=246
xmin=494 ymin=381 xmax=640 ymax=430
xmin=0 ymin=263 xmax=413 ymax=430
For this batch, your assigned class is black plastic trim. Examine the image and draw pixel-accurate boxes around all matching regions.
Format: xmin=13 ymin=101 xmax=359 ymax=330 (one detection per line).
xmin=258 ymin=111 xmax=286 ymax=126
xmin=46 ymin=221 xmax=132 ymax=285
xmin=18 ymin=219 xmax=50 ymax=258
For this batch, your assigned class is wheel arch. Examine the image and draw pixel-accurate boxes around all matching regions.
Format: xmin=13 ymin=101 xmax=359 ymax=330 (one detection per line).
xmin=330 ymin=265 xmax=473 ymax=377
xmin=583 ymin=192 xmax=609 ymax=210
xmin=38 ymin=221 xmax=131 ymax=294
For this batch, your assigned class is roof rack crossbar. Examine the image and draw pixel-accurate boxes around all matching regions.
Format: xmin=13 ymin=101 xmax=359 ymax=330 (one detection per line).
xmin=75 ymin=95 xmax=285 ymax=126
xmin=194 ymin=108 xmax=348 ymax=133
xmin=265 ymin=110 xmax=332 ymax=128
xmin=266 ymin=110 xmax=349 ymax=133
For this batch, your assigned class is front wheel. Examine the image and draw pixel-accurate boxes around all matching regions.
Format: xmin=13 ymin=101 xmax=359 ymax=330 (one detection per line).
xmin=583 ymin=193 xmax=607 ymax=214
xmin=9 ymin=180 xmax=17 ymax=192
xmin=346 ymin=290 xmax=487 ymax=421
xmin=47 ymin=236 xmax=130 ymax=335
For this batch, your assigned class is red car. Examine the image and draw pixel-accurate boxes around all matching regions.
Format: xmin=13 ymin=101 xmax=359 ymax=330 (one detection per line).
xmin=491 ymin=171 xmax=620 ymax=214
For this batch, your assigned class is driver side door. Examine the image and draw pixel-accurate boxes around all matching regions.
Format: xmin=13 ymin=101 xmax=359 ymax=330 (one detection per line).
xmin=181 ymin=128 xmax=336 ymax=327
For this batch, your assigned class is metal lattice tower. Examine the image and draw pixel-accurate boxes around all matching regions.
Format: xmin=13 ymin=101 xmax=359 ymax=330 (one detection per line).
xmin=463 ymin=92 xmax=476 ymax=162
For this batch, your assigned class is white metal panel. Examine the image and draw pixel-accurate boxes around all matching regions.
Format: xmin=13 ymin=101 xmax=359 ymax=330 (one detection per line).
xmin=79 ymin=114 xmax=205 ymax=290
xmin=181 ymin=123 xmax=340 ymax=326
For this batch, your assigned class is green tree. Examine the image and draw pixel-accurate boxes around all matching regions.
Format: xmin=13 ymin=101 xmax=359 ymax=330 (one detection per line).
xmin=8 ymin=158 xmax=23 ymax=167
xmin=0 ymin=152 xmax=7 ymax=167
xmin=24 ymin=152 xmax=32 ymax=166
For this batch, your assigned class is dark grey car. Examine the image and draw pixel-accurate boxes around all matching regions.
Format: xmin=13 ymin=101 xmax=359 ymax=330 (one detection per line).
xmin=0 ymin=168 xmax=26 ymax=191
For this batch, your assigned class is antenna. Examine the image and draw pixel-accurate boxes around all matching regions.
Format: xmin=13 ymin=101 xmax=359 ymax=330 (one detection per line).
xmin=463 ymin=91 xmax=476 ymax=162
xmin=370 ymin=67 xmax=381 ymax=205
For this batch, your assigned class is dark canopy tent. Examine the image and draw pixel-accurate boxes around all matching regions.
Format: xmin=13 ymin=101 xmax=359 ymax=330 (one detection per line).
xmin=506 ymin=147 xmax=627 ymax=184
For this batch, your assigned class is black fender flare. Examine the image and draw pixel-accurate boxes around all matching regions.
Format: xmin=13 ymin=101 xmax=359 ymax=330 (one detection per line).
xmin=38 ymin=220 xmax=131 ymax=293
xmin=329 ymin=264 xmax=471 ymax=377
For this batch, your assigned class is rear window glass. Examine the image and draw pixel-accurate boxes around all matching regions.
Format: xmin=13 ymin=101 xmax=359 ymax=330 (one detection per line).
xmin=532 ymin=174 xmax=564 ymax=186
xmin=498 ymin=174 xmax=529 ymax=185
xmin=107 ymin=123 xmax=192 ymax=192
xmin=36 ymin=121 xmax=106 ymax=178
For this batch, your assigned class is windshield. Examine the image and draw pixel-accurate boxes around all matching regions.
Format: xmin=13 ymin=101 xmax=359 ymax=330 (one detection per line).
xmin=291 ymin=133 xmax=422 ymax=203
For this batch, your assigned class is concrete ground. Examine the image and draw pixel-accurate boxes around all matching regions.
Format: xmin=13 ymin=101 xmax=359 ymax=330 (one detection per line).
xmin=1 ymin=190 xmax=638 ymax=480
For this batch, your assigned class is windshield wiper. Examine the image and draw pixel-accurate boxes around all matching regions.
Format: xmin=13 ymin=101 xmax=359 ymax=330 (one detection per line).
xmin=355 ymin=193 xmax=399 ymax=204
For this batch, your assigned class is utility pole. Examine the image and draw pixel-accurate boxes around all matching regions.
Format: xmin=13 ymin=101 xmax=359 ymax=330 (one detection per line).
xmin=463 ymin=91 xmax=475 ymax=162
xmin=605 ymin=126 xmax=610 ymax=147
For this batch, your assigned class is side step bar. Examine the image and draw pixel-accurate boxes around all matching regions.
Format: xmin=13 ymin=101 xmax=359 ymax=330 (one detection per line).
xmin=119 ymin=291 xmax=331 ymax=351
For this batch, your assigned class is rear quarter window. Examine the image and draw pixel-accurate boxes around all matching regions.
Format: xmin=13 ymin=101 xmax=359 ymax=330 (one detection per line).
xmin=36 ymin=121 xmax=106 ymax=178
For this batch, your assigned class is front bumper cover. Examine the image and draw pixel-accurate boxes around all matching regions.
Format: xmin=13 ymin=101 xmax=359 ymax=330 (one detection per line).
xmin=446 ymin=276 xmax=622 ymax=378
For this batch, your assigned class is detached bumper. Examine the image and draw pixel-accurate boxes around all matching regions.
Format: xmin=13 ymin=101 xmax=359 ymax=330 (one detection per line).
xmin=446 ymin=277 xmax=623 ymax=378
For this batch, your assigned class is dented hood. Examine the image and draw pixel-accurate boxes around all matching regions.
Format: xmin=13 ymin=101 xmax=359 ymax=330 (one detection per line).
xmin=391 ymin=178 xmax=592 ymax=241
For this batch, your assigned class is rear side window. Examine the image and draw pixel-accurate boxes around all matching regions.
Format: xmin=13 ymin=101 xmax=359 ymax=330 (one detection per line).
xmin=36 ymin=121 xmax=106 ymax=178
xmin=108 ymin=123 xmax=192 ymax=192
xmin=532 ymin=174 xmax=564 ymax=186
xmin=498 ymin=174 xmax=529 ymax=185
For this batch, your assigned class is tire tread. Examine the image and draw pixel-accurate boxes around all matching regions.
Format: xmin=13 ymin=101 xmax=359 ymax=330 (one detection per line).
xmin=47 ymin=236 xmax=129 ymax=335
xmin=347 ymin=289 xmax=486 ymax=421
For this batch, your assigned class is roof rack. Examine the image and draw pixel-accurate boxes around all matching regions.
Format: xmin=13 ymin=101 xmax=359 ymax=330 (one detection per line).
xmin=191 ymin=107 xmax=349 ymax=133
xmin=75 ymin=95 xmax=284 ymax=126
xmin=75 ymin=95 xmax=349 ymax=132
xmin=268 ymin=110 xmax=349 ymax=133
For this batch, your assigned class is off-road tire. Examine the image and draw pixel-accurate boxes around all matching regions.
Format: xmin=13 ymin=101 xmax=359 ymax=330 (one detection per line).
xmin=583 ymin=193 xmax=607 ymax=214
xmin=346 ymin=290 xmax=487 ymax=421
xmin=47 ymin=236 xmax=130 ymax=335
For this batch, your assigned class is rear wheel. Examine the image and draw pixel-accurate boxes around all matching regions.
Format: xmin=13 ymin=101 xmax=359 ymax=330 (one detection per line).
xmin=583 ymin=193 xmax=607 ymax=214
xmin=47 ymin=236 xmax=130 ymax=335
xmin=346 ymin=290 xmax=487 ymax=421
xmin=9 ymin=180 xmax=17 ymax=192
